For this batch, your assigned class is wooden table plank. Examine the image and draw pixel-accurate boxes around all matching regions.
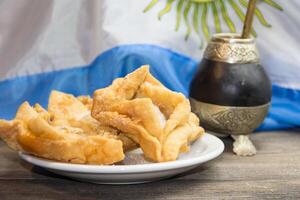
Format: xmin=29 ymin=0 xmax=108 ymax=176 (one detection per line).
xmin=0 ymin=130 xmax=299 ymax=200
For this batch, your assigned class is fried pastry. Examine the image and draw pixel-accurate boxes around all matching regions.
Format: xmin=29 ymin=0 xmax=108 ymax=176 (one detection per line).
xmin=0 ymin=120 xmax=23 ymax=150
xmin=48 ymin=91 xmax=137 ymax=151
xmin=77 ymin=95 xmax=93 ymax=110
xmin=92 ymin=65 xmax=204 ymax=162
xmin=0 ymin=102 xmax=124 ymax=164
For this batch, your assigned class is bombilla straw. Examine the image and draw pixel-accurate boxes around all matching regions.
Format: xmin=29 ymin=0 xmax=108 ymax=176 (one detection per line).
xmin=242 ymin=0 xmax=257 ymax=38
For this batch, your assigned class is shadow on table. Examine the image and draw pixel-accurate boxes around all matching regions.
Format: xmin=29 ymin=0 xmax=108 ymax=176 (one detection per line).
xmin=13 ymin=137 xmax=234 ymax=200
xmin=24 ymin=166 xmax=210 ymax=200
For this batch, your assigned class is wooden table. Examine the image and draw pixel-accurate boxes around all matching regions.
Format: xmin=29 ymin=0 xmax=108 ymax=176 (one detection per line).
xmin=0 ymin=130 xmax=299 ymax=200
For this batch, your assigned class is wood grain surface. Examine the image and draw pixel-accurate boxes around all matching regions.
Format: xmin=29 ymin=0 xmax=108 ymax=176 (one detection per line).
xmin=0 ymin=130 xmax=299 ymax=200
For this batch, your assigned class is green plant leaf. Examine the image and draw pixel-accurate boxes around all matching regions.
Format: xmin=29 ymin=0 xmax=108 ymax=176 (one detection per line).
xmin=143 ymin=0 xmax=160 ymax=13
xmin=142 ymin=0 xmax=284 ymax=44
xmin=175 ymin=0 xmax=185 ymax=31
xmin=193 ymin=3 xmax=200 ymax=33
xmin=219 ymin=0 xmax=236 ymax=33
xmin=158 ymin=0 xmax=176 ymax=20
xmin=228 ymin=0 xmax=257 ymax=37
xmin=193 ymin=3 xmax=204 ymax=49
xmin=239 ymin=0 xmax=271 ymax=27
xmin=190 ymin=0 xmax=214 ymax=2
xmin=201 ymin=3 xmax=210 ymax=41
xmin=184 ymin=1 xmax=192 ymax=40
xmin=211 ymin=1 xmax=221 ymax=33
xmin=263 ymin=0 xmax=283 ymax=11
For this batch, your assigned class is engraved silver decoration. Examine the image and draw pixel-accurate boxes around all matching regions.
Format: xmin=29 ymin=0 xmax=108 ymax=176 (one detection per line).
xmin=203 ymin=33 xmax=259 ymax=64
xmin=190 ymin=99 xmax=270 ymax=135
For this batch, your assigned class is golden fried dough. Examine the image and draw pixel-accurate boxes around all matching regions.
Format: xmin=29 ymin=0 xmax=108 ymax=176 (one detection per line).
xmin=0 ymin=65 xmax=204 ymax=165
xmin=48 ymin=91 xmax=90 ymax=127
xmin=77 ymin=95 xmax=93 ymax=110
xmin=33 ymin=103 xmax=51 ymax=121
xmin=0 ymin=102 xmax=124 ymax=164
xmin=92 ymin=65 xmax=204 ymax=162
xmin=0 ymin=120 xmax=23 ymax=150
xmin=48 ymin=91 xmax=137 ymax=151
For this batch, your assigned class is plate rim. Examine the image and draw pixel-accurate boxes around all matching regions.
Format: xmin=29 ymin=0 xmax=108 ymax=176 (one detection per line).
xmin=19 ymin=133 xmax=224 ymax=174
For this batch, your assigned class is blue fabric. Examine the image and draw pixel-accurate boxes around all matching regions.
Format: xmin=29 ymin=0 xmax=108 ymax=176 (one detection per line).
xmin=0 ymin=44 xmax=299 ymax=131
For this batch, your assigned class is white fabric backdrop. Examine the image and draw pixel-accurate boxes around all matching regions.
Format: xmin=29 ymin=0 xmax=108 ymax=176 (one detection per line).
xmin=0 ymin=0 xmax=299 ymax=89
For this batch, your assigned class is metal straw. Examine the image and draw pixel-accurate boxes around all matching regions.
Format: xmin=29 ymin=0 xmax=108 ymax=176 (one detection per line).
xmin=242 ymin=0 xmax=257 ymax=38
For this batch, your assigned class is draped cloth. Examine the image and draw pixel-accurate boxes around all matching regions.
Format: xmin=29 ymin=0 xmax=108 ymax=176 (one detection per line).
xmin=0 ymin=0 xmax=299 ymax=130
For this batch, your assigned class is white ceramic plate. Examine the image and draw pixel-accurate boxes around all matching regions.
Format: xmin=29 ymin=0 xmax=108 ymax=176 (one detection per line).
xmin=19 ymin=133 xmax=224 ymax=184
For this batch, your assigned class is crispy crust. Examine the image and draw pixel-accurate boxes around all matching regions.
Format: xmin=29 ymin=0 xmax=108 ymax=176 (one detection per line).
xmin=48 ymin=91 xmax=137 ymax=151
xmin=92 ymin=65 xmax=204 ymax=162
xmin=0 ymin=120 xmax=24 ymax=150
xmin=0 ymin=65 xmax=204 ymax=164
xmin=0 ymin=102 xmax=125 ymax=165
xmin=77 ymin=95 xmax=93 ymax=110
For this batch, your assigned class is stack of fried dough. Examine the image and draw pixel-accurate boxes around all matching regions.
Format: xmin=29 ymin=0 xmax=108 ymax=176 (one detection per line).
xmin=0 ymin=65 xmax=204 ymax=165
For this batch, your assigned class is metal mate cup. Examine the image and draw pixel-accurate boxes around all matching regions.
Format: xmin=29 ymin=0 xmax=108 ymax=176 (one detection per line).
xmin=190 ymin=33 xmax=272 ymax=135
